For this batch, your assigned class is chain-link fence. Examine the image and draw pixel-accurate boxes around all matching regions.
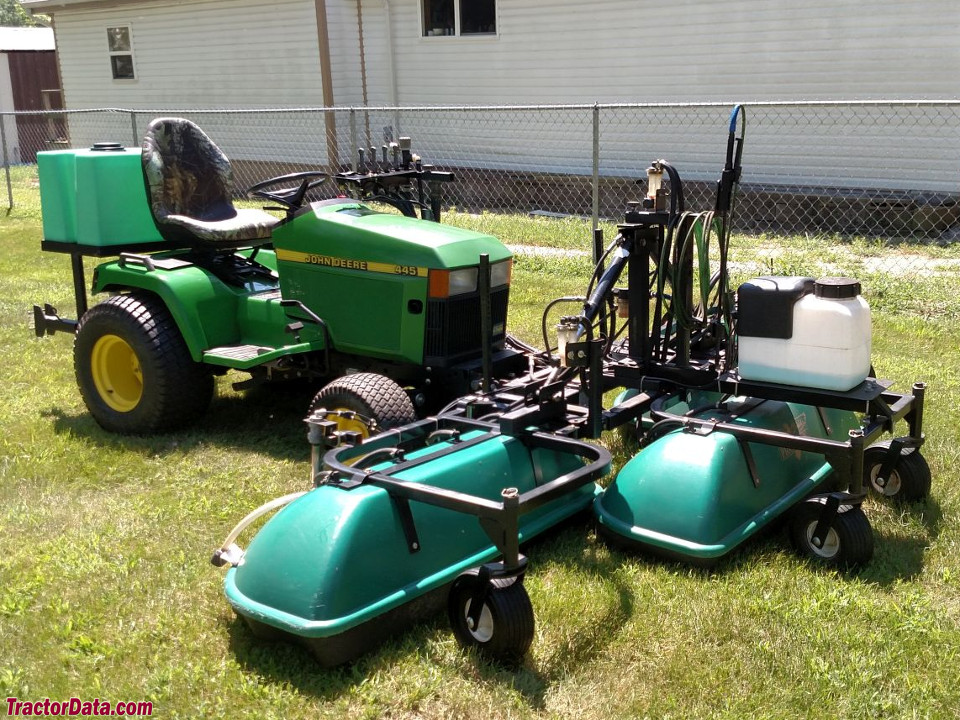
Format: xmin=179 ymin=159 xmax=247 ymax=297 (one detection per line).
xmin=4 ymin=102 xmax=960 ymax=277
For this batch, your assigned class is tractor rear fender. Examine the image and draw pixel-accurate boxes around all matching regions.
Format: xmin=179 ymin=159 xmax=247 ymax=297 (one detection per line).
xmin=92 ymin=260 xmax=240 ymax=361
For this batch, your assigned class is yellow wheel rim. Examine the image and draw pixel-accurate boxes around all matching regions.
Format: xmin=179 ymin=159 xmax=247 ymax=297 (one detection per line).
xmin=90 ymin=334 xmax=143 ymax=412
xmin=325 ymin=407 xmax=372 ymax=439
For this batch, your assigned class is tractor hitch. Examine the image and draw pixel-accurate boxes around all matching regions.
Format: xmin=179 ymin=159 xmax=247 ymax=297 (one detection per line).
xmin=32 ymin=303 xmax=77 ymax=337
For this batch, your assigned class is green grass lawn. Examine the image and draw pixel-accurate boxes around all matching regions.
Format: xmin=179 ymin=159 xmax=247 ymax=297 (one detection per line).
xmin=2 ymin=164 xmax=959 ymax=719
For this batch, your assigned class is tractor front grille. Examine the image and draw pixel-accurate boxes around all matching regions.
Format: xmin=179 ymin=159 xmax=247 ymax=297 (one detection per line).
xmin=424 ymin=287 xmax=509 ymax=367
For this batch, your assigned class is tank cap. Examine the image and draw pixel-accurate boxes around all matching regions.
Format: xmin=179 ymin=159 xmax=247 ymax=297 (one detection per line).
xmin=89 ymin=142 xmax=125 ymax=152
xmin=815 ymin=277 xmax=861 ymax=299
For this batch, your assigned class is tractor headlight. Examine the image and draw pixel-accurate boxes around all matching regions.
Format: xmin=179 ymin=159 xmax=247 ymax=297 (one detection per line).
xmin=428 ymin=259 xmax=511 ymax=298
xmin=489 ymin=258 xmax=512 ymax=288
xmin=448 ymin=267 xmax=479 ymax=296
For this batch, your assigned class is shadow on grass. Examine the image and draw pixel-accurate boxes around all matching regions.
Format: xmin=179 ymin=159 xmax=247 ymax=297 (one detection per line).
xmin=42 ymin=380 xmax=318 ymax=462
xmin=454 ymin=521 xmax=637 ymax=711
xmin=224 ymin=616 xmax=372 ymax=699
xmin=225 ymin=604 xmax=489 ymax=701
xmin=858 ymin=496 xmax=944 ymax=586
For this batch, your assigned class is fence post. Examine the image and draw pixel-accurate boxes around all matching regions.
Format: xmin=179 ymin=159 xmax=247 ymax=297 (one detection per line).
xmin=325 ymin=108 xmax=339 ymax=173
xmin=591 ymin=103 xmax=600 ymax=243
xmin=1 ymin=115 xmax=13 ymax=214
xmin=349 ymin=108 xmax=358 ymax=171
xmin=130 ymin=111 xmax=138 ymax=146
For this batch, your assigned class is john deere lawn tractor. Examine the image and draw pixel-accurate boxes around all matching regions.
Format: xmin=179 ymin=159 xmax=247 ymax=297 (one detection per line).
xmin=33 ymin=118 xmax=521 ymax=434
xmin=214 ymin=107 xmax=931 ymax=666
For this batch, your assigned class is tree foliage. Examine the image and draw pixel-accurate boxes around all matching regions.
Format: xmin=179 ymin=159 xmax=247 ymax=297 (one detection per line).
xmin=0 ymin=0 xmax=45 ymax=28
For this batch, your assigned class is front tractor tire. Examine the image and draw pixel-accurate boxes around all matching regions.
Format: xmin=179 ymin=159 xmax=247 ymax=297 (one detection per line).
xmin=310 ymin=372 xmax=417 ymax=438
xmin=74 ymin=293 xmax=213 ymax=434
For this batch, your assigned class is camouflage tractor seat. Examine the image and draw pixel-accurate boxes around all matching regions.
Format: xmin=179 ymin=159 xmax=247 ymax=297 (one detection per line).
xmin=141 ymin=117 xmax=279 ymax=248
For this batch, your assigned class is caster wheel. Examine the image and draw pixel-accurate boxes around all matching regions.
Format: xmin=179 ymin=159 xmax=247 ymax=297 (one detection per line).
xmin=789 ymin=496 xmax=874 ymax=569
xmin=863 ymin=441 xmax=931 ymax=502
xmin=448 ymin=569 xmax=534 ymax=663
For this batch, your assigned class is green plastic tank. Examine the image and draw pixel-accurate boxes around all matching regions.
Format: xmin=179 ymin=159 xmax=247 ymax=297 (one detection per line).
xmin=595 ymin=395 xmax=860 ymax=564
xmin=224 ymin=430 xmax=599 ymax=665
xmin=37 ymin=150 xmax=79 ymax=242
xmin=37 ymin=145 xmax=164 ymax=247
xmin=75 ymin=146 xmax=164 ymax=246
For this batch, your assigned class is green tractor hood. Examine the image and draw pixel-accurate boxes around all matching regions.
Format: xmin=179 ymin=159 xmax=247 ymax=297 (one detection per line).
xmin=273 ymin=201 xmax=513 ymax=365
xmin=274 ymin=201 xmax=512 ymax=270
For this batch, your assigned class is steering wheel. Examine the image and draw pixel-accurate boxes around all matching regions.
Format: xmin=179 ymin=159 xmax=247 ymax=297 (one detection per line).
xmin=247 ymin=171 xmax=328 ymax=210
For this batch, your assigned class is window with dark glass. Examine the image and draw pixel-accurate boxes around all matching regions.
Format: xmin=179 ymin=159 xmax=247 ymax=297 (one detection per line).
xmin=461 ymin=0 xmax=496 ymax=34
xmin=422 ymin=0 xmax=455 ymax=36
xmin=107 ymin=26 xmax=136 ymax=80
xmin=422 ymin=0 xmax=496 ymax=36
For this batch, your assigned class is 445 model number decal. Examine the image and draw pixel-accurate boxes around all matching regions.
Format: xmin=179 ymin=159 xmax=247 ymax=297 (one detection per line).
xmin=276 ymin=249 xmax=428 ymax=278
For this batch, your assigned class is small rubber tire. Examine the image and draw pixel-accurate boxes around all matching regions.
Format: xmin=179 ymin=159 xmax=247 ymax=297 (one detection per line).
xmin=863 ymin=441 xmax=932 ymax=502
xmin=309 ymin=372 xmax=416 ymax=437
xmin=74 ymin=293 xmax=213 ymax=434
xmin=788 ymin=496 xmax=874 ymax=569
xmin=448 ymin=569 xmax=534 ymax=664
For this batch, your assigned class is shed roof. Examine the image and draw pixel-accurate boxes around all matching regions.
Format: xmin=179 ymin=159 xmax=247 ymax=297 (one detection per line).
xmin=0 ymin=26 xmax=55 ymax=51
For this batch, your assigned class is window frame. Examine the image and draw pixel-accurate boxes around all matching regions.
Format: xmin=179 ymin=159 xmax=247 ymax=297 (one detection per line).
xmin=106 ymin=25 xmax=137 ymax=81
xmin=421 ymin=0 xmax=498 ymax=38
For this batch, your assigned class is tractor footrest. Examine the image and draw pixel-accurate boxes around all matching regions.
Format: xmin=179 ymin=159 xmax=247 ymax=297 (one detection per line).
xmin=204 ymin=344 xmax=273 ymax=362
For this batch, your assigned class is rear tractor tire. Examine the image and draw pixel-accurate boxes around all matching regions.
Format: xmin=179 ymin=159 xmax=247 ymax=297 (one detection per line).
xmin=863 ymin=440 xmax=931 ymax=503
xmin=74 ymin=293 xmax=213 ymax=434
xmin=448 ymin=569 xmax=534 ymax=664
xmin=309 ymin=372 xmax=417 ymax=439
xmin=788 ymin=495 xmax=874 ymax=570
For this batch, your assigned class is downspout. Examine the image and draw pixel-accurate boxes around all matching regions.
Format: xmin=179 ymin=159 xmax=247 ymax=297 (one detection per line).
xmin=382 ymin=0 xmax=400 ymax=135
xmin=314 ymin=0 xmax=339 ymax=170
xmin=50 ymin=14 xmax=67 ymax=113
xmin=40 ymin=14 xmax=68 ymax=147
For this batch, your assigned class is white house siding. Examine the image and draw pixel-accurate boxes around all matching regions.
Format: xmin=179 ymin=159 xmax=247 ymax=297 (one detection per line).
xmin=365 ymin=0 xmax=960 ymax=105
xmin=51 ymin=0 xmax=328 ymax=162
xmin=40 ymin=0 xmax=960 ymax=192
xmin=326 ymin=0 xmax=364 ymax=106
xmin=350 ymin=0 xmax=960 ymax=193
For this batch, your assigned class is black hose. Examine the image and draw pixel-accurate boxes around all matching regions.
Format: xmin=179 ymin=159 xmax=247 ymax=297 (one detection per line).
xmin=586 ymin=235 xmax=621 ymax=298
xmin=579 ymin=248 xmax=629 ymax=339
xmin=506 ymin=333 xmax=547 ymax=359
xmin=640 ymin=418 xmax=685 ymax=448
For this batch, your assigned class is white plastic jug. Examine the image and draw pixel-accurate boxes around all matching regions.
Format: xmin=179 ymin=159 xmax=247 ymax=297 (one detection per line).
xmin=737 ymin=277 xmax=871 ymax=391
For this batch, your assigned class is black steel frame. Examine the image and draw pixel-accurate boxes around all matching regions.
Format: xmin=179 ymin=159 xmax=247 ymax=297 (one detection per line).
xmin=311 ymin=413 xmax=612 ymax=576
